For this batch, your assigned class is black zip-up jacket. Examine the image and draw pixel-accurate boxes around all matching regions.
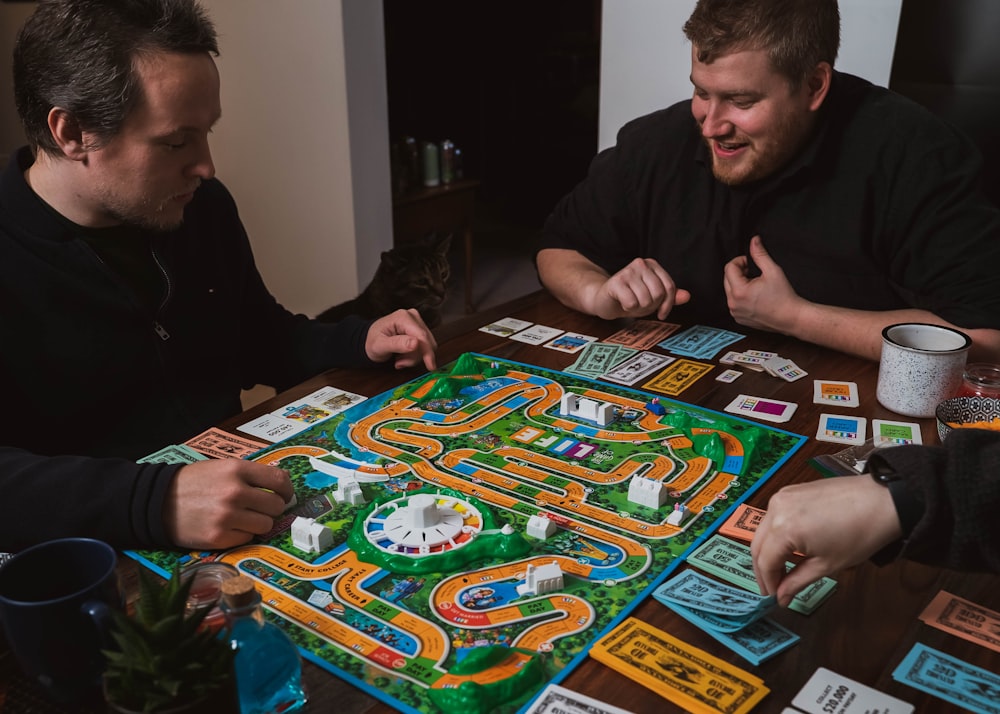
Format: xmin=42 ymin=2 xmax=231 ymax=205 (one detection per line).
xmin=0 ymin=148 xmax=374 ymax=551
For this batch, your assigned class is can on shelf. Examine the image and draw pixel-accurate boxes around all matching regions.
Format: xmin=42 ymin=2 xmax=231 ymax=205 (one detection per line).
xmin=440 ymin=140 xmax=455 ymax=185
xmin=956 ymin=362 xmax=1000 ymax=398
xmin=421 ymin=141 xmax=440 ymax=187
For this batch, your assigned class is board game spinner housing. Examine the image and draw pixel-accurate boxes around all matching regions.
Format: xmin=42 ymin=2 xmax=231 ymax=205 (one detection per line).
xmin=131 ymin=353 xmax=805 ymax=713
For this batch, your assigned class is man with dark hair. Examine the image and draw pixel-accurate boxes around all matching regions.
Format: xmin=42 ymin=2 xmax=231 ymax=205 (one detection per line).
xmin=0 ymin=0 xmax=437 ymax=552
xmin=537 ymin=0 xmax=1000 ymax=362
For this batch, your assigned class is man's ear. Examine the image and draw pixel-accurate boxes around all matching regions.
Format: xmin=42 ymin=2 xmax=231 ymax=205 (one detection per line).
xmin=46 ymin=108 xmax=91 ymax=161
xmin=805 ymin=61 xmax=833 ymax=112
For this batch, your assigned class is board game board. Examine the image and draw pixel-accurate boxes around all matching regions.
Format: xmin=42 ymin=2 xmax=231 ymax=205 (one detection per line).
xmin=130 ymin=353 xmax=806 ymax=714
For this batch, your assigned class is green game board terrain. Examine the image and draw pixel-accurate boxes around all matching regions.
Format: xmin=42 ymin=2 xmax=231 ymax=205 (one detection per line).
xmin=132 ymin=353 xmax=805 ymax=714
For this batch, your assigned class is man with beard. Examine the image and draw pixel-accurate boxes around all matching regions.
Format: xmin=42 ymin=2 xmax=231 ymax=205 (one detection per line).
xmin=537 ymin=0 xmax=1000 ymax=362
xmin=0 ymin=0 xmax=436 ymax=552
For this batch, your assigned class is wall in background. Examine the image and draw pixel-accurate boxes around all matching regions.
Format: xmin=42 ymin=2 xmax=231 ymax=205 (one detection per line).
xmin=0 ymin=2 xmax=34 ymax=164
xmin=201 ymin=0 xmax=390 ymax=316
xmin=599 ymin=0 xmax=904 ymax=150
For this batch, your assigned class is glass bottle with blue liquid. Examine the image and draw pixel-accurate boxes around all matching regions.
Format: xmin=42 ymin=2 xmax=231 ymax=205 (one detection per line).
xmin=220 ymin=576 xmax=306 ymax=714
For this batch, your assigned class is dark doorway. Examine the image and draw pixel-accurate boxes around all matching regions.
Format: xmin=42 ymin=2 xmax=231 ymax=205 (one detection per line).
xmin=383 ymin=0 xmax=602 ymax=232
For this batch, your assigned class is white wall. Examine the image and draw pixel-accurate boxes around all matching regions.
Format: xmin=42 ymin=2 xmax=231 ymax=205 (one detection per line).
xmin=206 ymin=0 xmax=391 ymax=316
xmin=599 ymin=0 xmax=904 ymax=150
xmin=0 ymin=2 xmax=35 ymax=163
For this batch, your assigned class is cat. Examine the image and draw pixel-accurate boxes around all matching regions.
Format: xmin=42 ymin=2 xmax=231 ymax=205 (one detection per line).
xmin=316 ymin=232 xmax=452 ymax=328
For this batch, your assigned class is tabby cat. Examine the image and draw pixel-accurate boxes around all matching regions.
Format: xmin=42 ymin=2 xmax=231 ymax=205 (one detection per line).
xmin=316 ymin=232 xmax=452 ymax=328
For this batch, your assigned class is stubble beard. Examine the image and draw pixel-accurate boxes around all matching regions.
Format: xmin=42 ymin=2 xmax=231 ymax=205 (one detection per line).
xmin=100 ymin=185 xmax=199 ymax=232
xmin=704 ymin=111 xmax=813 ymax=186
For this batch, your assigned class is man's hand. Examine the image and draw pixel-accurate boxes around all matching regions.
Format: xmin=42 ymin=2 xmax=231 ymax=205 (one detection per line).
xmin=163 ymin=459 xmax=295 ymax=550
xmin=365 ymin=308 xmax=437 ymax=371
xmin=589 ymin=257 xmax=691 ymax=320
xmin=724 ymin=236 xmax=806 ymax=333
xmin=751 ymin=475 xmax=903 ymax=606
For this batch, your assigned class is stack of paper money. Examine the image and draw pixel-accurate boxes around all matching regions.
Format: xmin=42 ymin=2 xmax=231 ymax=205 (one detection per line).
xmin=590 ymin=617 xmax=769 ymax=713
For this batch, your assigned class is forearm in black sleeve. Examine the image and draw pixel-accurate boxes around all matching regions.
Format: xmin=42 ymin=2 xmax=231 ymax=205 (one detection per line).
xmin=867 ymin=429 xmax=1000 ymax=572
xmin=0 ymin=446 xmax=180 ymax=552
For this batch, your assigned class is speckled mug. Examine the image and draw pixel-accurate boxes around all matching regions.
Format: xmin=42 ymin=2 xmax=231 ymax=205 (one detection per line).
xmin=876 ymin=323 xmax=971 ymax=418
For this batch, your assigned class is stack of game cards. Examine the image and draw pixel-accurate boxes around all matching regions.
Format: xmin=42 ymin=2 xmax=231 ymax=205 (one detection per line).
xmin=721 ymin=350 xmax=808 ymax=381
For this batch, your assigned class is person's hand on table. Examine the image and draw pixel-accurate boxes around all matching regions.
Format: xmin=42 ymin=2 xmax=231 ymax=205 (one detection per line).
xmin=751 ymin=474 xmax=903 ymax=606
xmin=163 ymin=460 xmax=295 ymax=550
xmin=588 ymin=257 xmax=691 ymax=320
xmin=724 ymin=235 xmax=808 ymax=333
xmin=366 ymin=308 xmax=438 ymax=371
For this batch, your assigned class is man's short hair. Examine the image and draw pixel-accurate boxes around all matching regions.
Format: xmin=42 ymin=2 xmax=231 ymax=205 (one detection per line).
xmin=13 ymin=0 xmax=218 ymax=156
xmin=683 ymin=0 xmax=840 ymax=86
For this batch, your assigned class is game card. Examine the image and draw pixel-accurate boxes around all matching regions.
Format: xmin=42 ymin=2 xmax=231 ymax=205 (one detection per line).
xmin=731 ymin=353 xmax=768 ymax=368
xmin=813 ymin=379 xmax=860 ymax=407
xmin=604 ymin=320 xmax=681 ymax=350
xmin=919 ymin=591 xmax=1000 ymax=654
xmin=137 ymin=443 xmax=207 ymax=465
xmin=763 ymin=355 xmax=808 ymax=382
xmin=718 ymin=504 xmax=767 ymax=542
xmin=794 ymin=667 xmax=914 ymax=714
xmin=816 ymin=413 xmax=867 ymax=445
xmin=185 ymin=427 xmax=269 ymax=459
xmin=543 ymin=331 xmax=599 ymax=353
xmin=478 ymin=317 xmax=533 ymax=337
xmin=509 ymin=324 xmax=563 ymax=344
xmin=600 ymin=351 xmax=674 ymax=385
xmin=239 ymin=386 xmax=366 ymax=442
xmin=724 ymin=394 xmax=797 ymax=423
xmin=893 ymin=644 xmax=999 ymax=713
xmin=872 ymin=418 xmax=923 ymax=446
xmin=525 ymin=684 xmax=634 ymax=714
xmin=238 ymin=413 xmax=311 ymax=441
xmin=721 ymin=350 xmax=765 ymax=371
xmin=715 ymin=368 xmax=743 ymax=383
xmin=643 ymin=359 xmax=713 ymax=396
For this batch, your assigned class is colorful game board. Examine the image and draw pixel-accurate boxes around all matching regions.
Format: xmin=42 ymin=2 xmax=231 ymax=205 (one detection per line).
xmin=130 ymin=353 xmax=806 ymax=714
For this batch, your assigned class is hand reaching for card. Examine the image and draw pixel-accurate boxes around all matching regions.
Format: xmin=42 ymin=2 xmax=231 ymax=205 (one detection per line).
xmin=162 ymin=459 xmax=295 ymax=550
xmin=751 ymin=475 xmax=903 ymax=606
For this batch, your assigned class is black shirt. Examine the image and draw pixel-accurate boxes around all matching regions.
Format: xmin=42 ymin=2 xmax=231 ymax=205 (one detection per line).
xmin=0 ymin=147 xmax=375 ymax=550
xmin=541 ymin=71 xmax=1000 ymax=330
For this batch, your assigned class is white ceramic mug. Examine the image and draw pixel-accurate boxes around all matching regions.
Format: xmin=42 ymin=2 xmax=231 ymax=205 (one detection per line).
xmin=876 ymin=323 xmax=971 ymax=417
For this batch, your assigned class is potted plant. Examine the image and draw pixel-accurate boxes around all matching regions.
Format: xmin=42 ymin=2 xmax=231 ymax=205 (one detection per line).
xmin=102 ymin=565 xmax=238 ymax=713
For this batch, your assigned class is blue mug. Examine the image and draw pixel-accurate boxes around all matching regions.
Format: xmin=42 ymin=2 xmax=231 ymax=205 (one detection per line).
xmin=0 ymin=538 xmax=122 ymax=702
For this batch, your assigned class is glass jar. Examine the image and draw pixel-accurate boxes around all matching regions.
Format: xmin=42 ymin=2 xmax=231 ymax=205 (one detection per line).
xmin=956 ymin=362 xmax=1000 ymax=398
xmin=181 ymin=561 xmax=239 ymax=634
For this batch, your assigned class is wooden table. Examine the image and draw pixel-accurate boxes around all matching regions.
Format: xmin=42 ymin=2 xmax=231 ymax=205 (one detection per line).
xmin=392 ymin=179 xmax=480 ymax=314
xmin=3 ymin=290 xmax=997 ymax=713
